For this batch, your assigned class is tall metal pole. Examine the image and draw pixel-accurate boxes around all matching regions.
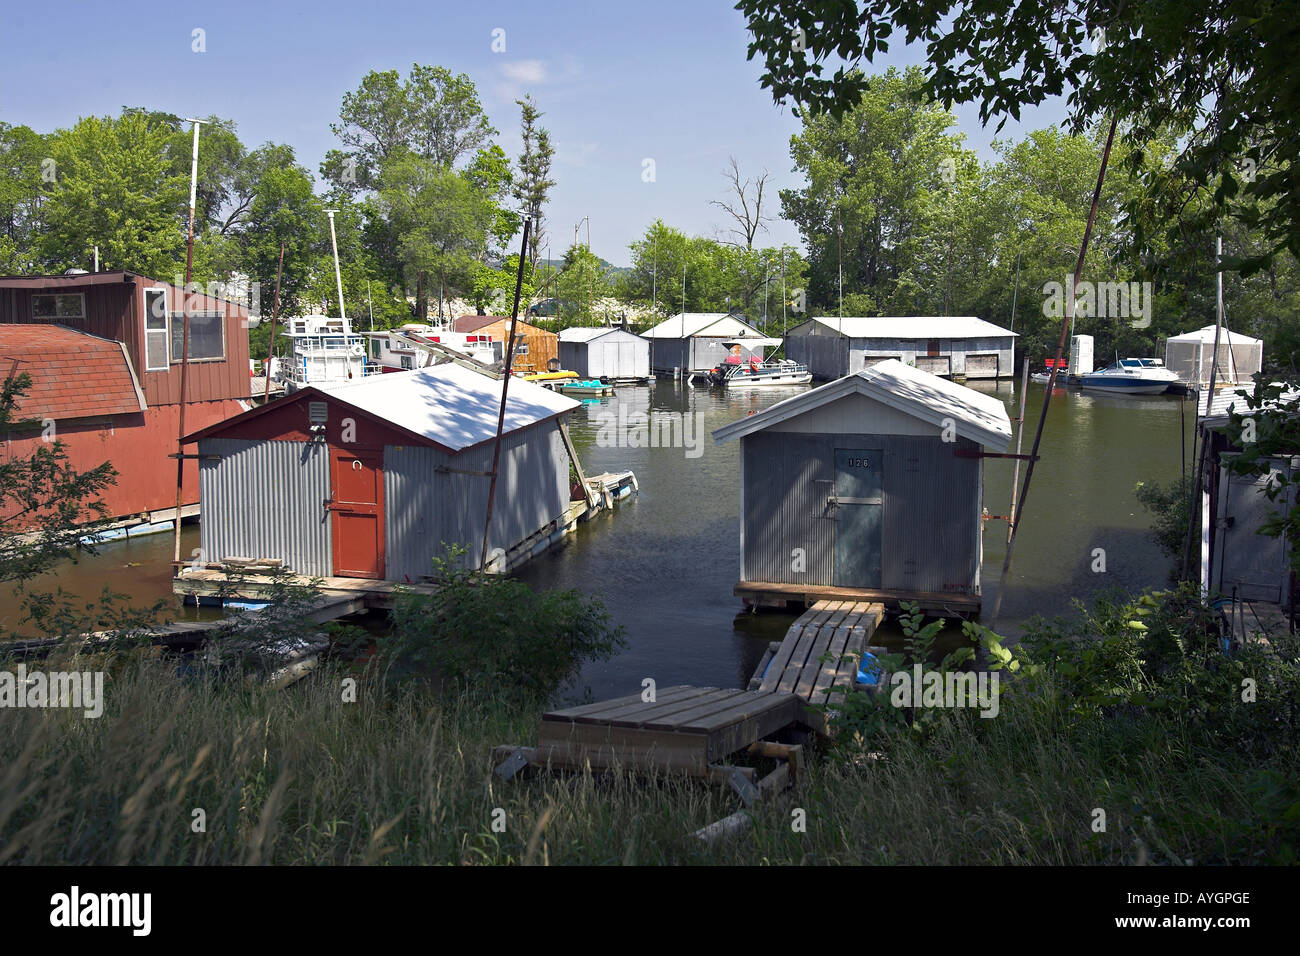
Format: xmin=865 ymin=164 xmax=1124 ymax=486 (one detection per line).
xmin=837 ymin=214 xmax=843 ymax=318
xmin=988 ymin=116 xmax=1119 ymax=628
xmin=173 ymin=117 xmax=205 ymax=569
xmin=263 ymin=242 xmax=284 ymax=403
xmin=781 ymin=247 xmax=787 ymax=339
xmin=1008 ymin=358 xmax=1029 ymax=546
xmin=479 ymin=219 xmax=531 ymax=572
xmin=326 ymin=209 xmax=346 ymax=321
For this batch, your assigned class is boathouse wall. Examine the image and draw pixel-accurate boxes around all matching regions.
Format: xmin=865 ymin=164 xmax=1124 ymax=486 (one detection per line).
xmin=558 ymin=329 xmax=649 ymax=380
xmin=198 ymin=437 xmax=334 ymax=576
xmin=193 ymin=419 xmax=570 ymax=579
xmin=383 ymin=421 xmax=570 ymax=578
xmin=738 ymin=429 xmax=984 ymax=594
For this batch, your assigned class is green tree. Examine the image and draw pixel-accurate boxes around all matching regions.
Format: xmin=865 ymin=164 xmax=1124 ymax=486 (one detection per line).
xmin=0 ymin=123 xmax=48 ymax=274
xmin=323 ymin=64 xmax=497 ymax=193
xmin=512 ymin=96 xmax=557 ymax=269
xmin=739 ymin=0 xmax=1298 ymax=276
xmin=39 ymin=112 xmax=186 ymax=275
xmin=378 ymin=154 xmax=495 ymax=320
xmin=781 ymin=67 xmax=968 ymax=314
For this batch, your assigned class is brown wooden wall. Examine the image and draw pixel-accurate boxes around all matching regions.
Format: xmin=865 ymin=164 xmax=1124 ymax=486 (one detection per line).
xmin=0 ymin=273 xmax=252 ymax=407
xmin=480 ymin=319 xmax=557 ymax=374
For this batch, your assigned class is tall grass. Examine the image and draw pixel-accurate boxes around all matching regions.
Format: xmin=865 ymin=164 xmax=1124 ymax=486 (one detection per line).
xmin=2 ymin=655 xmax=1291 ymax=864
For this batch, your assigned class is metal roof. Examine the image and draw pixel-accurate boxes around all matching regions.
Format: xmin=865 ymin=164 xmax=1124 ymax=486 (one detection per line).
xmin=1167 ymin=324 xmax=1263 ymax=345
xmin=795 ymin=315 xmax=1017 ymax=339
xmin=641 ymin=312 xmax=764 ymax=339
xmin=712 ymin=359 xmax=1012 ymax=449
xmin=317 ymin=364 xmax=578 ymax=452
xmin=558 ymin=326 xmax=630 ymax=342
xmin=1195 ymin=382 xmax=1299 ymax=424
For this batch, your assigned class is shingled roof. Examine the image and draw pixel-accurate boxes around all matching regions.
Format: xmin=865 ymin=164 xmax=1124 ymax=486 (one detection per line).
xmin=0 ymin=324 xmax=146 ymax=421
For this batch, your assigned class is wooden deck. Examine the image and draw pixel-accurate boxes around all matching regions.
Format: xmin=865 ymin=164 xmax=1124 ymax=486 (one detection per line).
xmin=748 ymin=600 xmax=885 ymax=732
xmin=495 ymin=599 xmax=890 ymax=793
xmin=736 ymin=580 xmax=980 ymax=616
xmin=531 ymin=686 xmax=801 ymax=778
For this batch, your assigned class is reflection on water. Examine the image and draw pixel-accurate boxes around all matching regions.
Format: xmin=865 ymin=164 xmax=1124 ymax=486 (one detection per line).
xmin=1 ymin=380 xmax=1194 ymax=705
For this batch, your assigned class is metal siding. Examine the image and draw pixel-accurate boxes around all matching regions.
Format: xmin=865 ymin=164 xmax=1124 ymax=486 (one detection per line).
xmin=741 ymin=432 xmax=981 ymax=592
xmin=198 ymin=437 xmax=332 ymax=575
xmin=383 ymin=420 xmax=570 ymax=579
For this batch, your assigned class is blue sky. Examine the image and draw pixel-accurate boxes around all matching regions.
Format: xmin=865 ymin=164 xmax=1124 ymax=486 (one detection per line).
xmin=0 ymin=0 xmax=1067 ymax=266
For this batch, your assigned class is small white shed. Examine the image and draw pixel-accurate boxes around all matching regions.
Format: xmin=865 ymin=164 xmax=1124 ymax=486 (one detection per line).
xmin=557 ymin=327 xmax=650 ymax=381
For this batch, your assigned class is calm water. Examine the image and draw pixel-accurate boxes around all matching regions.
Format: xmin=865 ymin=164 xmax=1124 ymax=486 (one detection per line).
xmin=1 ymin=380 xmax=1194 ymax=702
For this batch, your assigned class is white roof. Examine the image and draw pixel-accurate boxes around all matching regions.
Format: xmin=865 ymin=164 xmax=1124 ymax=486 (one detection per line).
xmin=316 ymin=364 xmax=578 ymax=452
xmin=557 ymin=326 xmax=639 ymax=343
xmin=796 ymin=315 xmax=1017 ymax=339
xmin=1197 ymin=382 xmax=1297 ymax=423
xmin=641 ymin=312 xmax=764 ymax=339
xmin=712 ymin=358 xmax=1012 ymax=449
xmin=1167 ymin=325 xmax=1263 ymax=345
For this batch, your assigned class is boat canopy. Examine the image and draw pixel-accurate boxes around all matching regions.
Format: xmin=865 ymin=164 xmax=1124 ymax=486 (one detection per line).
xmin=721 ymin=337 xmax=783 ymax=349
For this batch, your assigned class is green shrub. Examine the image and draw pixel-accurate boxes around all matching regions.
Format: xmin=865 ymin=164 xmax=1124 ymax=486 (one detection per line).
xmin=382 ymin=547 xmax=623 ymax=696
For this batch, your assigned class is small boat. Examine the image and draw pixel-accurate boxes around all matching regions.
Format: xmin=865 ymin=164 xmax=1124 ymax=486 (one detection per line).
xmin=1079 ymin=358 xmax=1180 ymax=395
xmin=558 ymin=379 xmax=614 ymax=396
xmin=708 ymin=340 xmax=812 ymax=388
xmin=1029 ymin=369 xmax=1074 ymax=387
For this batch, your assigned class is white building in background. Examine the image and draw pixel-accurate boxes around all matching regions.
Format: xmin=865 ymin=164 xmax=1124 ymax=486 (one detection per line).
xmin=784 ymin=316 xmax=1017 ymax=381
xmin=641 ymin=312 xmax=768 ymax=374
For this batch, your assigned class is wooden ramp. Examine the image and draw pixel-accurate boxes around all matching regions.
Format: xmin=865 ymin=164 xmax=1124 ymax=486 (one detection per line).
xmin=529 ymin=686 xmax=800 ymax=780
xmin=748 ymin=600 xmax=885 ymax=733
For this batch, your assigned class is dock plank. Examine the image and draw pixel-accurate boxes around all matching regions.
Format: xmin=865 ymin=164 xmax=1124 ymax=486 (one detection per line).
xmin=592 ymin=688 xmax=745 ymax=728
xmin=543 ymin=685 xmax=699 ymax=722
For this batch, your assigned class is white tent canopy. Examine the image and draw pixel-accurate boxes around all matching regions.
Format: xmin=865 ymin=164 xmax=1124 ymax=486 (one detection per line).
xmin=1164 ymin=325 xmax=1263 ymax=386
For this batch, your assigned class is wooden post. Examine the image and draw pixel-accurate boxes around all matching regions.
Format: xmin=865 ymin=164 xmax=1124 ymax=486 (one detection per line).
xmin=558 ymin=419 xmax=598 ymax=508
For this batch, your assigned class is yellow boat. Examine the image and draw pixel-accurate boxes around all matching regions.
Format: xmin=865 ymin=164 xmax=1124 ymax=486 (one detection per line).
xmin=524 ymin=370 xmax=579 ymax=382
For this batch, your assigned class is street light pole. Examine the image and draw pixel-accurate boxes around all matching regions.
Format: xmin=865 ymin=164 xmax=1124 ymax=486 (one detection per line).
xmin=325 ymin=209 xmax=346 ymax=321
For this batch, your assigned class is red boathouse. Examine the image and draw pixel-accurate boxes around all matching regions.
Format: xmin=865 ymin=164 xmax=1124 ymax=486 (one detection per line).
xmin=0 ymin=270 xmax=253 ymax=527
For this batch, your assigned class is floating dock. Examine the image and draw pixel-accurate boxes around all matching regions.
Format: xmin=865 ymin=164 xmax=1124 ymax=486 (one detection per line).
xmin=494 ymin=600 xmax=884 ymax=791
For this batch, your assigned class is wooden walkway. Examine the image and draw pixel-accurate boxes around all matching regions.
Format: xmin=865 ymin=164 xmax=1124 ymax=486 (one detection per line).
xmin=495 ymin=600 xmax=886 ymax=788
xmin=748 ymin=600 xmax=885 ymax=733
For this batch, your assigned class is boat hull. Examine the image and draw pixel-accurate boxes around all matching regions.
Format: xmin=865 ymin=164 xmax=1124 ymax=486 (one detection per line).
xmin=1078 ymin=378 xmax=1173 ymax=395
xmin=723 ymin=372 xmax=813 ymax=388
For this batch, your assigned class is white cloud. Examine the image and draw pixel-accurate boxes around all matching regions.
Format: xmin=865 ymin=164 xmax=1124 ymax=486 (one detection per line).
xmin=500 ymin=60 xmax=548 ymax=85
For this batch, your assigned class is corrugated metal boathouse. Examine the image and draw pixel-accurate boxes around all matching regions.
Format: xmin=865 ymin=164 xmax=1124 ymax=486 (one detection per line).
xmin=712 ymin=359 xmax=1012 ymax=613
xmin=557 ymin=326 xmax=650 ymax=381
xmin=182 ymin=365 xmax=580 ymax=580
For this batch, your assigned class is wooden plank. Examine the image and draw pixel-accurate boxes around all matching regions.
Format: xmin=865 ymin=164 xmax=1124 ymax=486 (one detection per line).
xmin=807 ymin=620 xmax=855 ymax=707
xmin=542 ymin=685 xmax=698 ymax=721
xmin=735 ymin=581 xmax=981 ymax=612
xmin=781 ymin=602 xmax=853 ymax=696
xmin=706 ymin=695 xmax=802 ymax=761
xmin=687 ymin=690 xmax=796 ymax=733
xmin=790 ymin=618 xmax=842 ymax=700
xmin=631 ymin=689 xmax=757 ymax=730
xmin=759 ymin=601 xmax=842 ymax=693
xmin=585 ymin=688 xmax=741 ymax=728
xmin=534 ymin=724 xmax=709 ymax=775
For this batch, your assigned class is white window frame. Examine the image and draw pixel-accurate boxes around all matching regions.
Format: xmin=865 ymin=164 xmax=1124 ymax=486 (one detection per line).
xmin=143 ymin=287 xmax=170 ymax=371
xmin=32 ymin=292 xmax=86 ymax=321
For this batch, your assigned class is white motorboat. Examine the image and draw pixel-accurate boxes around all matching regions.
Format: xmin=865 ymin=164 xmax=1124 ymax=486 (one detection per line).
xmin=1079 ymin=358 xmax=1180 ymax=395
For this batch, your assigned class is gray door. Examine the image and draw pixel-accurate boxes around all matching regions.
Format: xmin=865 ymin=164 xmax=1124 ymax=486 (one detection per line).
xmin=833 ymin=449 xmax=882 ymax=588
xmin=1216 ymin=465 xmax=1289 ymax=602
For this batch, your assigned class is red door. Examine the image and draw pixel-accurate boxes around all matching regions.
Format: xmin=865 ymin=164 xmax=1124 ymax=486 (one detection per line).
xmin=329 ymin=450 xmax=385 ymax=579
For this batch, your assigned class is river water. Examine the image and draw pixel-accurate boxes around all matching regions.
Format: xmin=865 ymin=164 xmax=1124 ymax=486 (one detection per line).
xmin=0 ymin=380 xmax=1194 ymax=702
